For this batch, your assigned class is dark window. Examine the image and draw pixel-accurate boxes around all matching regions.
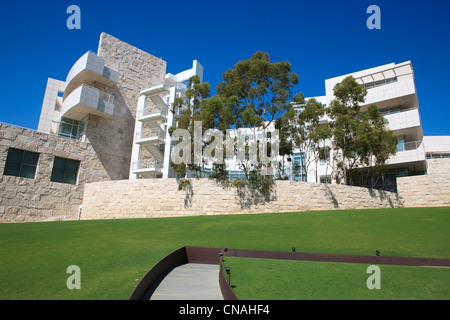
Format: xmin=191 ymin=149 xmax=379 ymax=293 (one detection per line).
xmin=51 ymin=157 xmax=80 ymax=185
xmin=3 ymin=148 xmax=39 ymax=179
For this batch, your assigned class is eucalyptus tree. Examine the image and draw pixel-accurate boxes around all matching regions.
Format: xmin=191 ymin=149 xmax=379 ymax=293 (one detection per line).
xmin=327 ymin=76 xmax=397 ymax=186
xmin=216 ymin=51 xmax=299 ymax=178
xmin=168 ymin=76 xmax=210 ymax=178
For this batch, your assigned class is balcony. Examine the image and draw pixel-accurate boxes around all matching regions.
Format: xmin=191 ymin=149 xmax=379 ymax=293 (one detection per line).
xmin=388 ymin=140 xmax=426 ymax=165
xmin=64 ymin=51 xmax=118 ymax=99
xmin=137 ymin=104 xmax=168 ymax=126
xmin=135 ymin=127 xmax=165 ymax=145
xmin=384 ymin=108 xmax=421 ymax=132
xmin=61 ymin=84 xmax=114 ymax=120
xmin=135 ymin=127 xmax=165 ymax=159
xmin=132 ymin=159 xmax=163 ymax=178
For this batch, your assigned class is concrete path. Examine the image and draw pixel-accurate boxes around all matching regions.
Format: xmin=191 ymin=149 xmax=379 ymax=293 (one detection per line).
xmin=146 ymin=263 xmax=223 ymax=300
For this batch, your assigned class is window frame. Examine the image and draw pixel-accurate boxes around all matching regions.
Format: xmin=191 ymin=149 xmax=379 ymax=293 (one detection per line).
xmin=3 ymin=148 xmax=39 ymax=179
xmin=50 ymin=156 xmax=81 ymax=185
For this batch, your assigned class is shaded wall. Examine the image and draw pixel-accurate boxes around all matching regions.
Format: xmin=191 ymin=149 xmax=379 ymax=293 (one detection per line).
xmin=81 ymin=178 xmax=403 ymax=220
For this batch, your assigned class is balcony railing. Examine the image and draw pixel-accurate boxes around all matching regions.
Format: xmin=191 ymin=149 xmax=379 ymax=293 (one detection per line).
xmin=397 ymin=140 xmax=422 ymax=152
xmin=380 ymin=106 xmax=417 ymax=117
xmin=132 ymin=159 xmax=163 ymax=171
xmin=64 ymin=51 xmax=118 ymax=99
xmin=61 ymin=84 xmax=114 ymax=120
xmin=135 ymin=127 xmax=166 ymax=141
xmin=137 ymin=104 xmax=168 ymax=118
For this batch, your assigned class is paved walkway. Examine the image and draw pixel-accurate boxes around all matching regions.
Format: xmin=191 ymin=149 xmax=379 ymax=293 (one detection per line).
xmin=146 ymin=263 xmax=223 ymax=300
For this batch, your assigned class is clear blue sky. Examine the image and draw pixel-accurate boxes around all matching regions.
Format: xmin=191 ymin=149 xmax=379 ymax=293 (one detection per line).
xmin=0 ymin=0 xmax=449 ymax=135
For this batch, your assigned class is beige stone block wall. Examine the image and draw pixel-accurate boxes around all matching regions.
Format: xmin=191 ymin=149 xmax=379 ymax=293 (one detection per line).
xmin=80 ymin=179 xmax=403 ymax=220
xmin=397 ymin=158 xmax=450 ymax=208
xmin=0 ymin=123 xmax=108 ymax=223
xmin=0 ymin=33 xmax=168 ymax=223
xmin=82 ymin=33 xmax=167 ymax=180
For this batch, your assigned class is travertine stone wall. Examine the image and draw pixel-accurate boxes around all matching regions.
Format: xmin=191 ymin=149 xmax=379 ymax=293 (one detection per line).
xmin=0 ymin=33 xmax=168 ymax=223
xmin=397 ymin=158 xmax=450 ymax=208
xmin=0 ymin=123 xmax=108 ymax=223
xmin=80 ymin=179 xmax=403 ymax=220
xmin=83 ymin=33 xmax=167 ymax=180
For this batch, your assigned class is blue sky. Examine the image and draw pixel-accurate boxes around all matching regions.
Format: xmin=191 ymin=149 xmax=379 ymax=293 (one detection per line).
xmin=0 ymin=0 xmax=449 ymax=135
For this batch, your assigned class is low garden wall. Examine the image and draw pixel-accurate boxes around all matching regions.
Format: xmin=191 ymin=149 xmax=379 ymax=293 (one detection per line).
xmin=80 ymin=178 xmax=403 ymax=220
xmin=397 ymin=159 xmax=450 ymax=208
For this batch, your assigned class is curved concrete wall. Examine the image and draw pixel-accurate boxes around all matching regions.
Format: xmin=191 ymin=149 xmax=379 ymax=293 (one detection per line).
xmin=81 ymin=178 xmax=402 ymax=220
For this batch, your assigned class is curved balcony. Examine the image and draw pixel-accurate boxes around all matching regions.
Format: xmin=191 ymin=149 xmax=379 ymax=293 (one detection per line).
xmin=384 ymin=107 xmax=421 ymax=132
xmin=388 ymin=140 xmax=426 ymax=165
xmin=63 ymin=51 xmax=118 ymax=100
xmin=61 ymin=84 xmax=114 ymax=120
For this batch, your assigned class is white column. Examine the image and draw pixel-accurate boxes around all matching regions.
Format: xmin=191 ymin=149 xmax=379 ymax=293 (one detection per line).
xmin=129 ymin=95 xmax=146 ymax=180
xmin=163 ymin=86 xmax=177 ymax=178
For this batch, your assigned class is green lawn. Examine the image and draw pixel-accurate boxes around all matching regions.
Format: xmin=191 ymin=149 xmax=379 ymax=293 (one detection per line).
xmin=0 ymin=207 xmax=449 ymax=300
xmin=221 ymin=258 xmax=450 ymax=300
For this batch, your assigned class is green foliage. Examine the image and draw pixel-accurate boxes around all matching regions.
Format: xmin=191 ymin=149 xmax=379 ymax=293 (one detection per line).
xmin=208 ymin=163 xmax=228 ymax=182
xmin=214 ymin=51 xmax=299 ymax=178
xmin=327 ymin=76 xmax=397 ymax=186
xmin=169 ymin=76 xmax=211 ymax=178
xmin=177 ymin=178 xmax=191 ymax=191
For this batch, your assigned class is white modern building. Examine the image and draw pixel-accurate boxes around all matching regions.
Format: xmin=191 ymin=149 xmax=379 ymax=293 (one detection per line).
xmin=129 ymin=60 xmax=203 ymax=180
xmin=1 ymin=32 xmax=450 ymax=223
xmin=128 ymin=59 xmax=450 ymax=193
xmin=302 ymin=61 xmax=429 ymax=190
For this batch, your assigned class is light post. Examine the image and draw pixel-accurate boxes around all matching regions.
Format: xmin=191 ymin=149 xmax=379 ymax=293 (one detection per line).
xmin=224 ymin=267 xmax=231 ymax=286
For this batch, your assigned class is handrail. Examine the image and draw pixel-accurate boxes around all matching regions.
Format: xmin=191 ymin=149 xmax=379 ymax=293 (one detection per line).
xmin=138 ymin=104 xmax=168 ymax=118
xmin=397 ymin=140 xmax=423 ymax=152
xmin=381 ymin=107 xmax=418 ymax=117
xmin=132 ymin=159 xmax=163 ymax=171
xmin=135 ymin=127 xmax=165 ymax=141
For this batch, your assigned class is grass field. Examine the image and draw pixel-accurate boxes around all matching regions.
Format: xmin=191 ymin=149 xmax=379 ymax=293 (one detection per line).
xmin=0 ymin=207 xmax=449 ymax=300
xmin=221 ymin=258 xmax=450 ymax=300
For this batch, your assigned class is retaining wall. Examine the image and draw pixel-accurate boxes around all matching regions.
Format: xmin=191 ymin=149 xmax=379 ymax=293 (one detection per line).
xmin=80 ymin=178 xmax=402 ymax=220
xmin=397 ymin=158 xmax=450 ymax=208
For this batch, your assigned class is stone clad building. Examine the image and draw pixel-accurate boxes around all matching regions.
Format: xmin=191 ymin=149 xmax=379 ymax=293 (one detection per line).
xmin=0 ymin=33 xmax=168 ymax=222
xmin=1 ymin=33 xmax=449 ymax=223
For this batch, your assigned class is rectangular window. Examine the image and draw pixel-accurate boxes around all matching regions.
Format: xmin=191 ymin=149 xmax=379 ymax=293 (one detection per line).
xmin=3 ymin=148 xmax=39 ymax=179
xmin=58 ymin=117 xmax=80 ymax=140
xmin=320 ymin=175 xmax=331 ymax=184
xmin=51 ymin=157 xmax=80 ymax=185
xmin=396 ymin=135 xmax=406 ymax=152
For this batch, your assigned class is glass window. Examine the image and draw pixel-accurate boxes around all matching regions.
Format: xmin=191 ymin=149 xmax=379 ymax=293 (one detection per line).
xmin=51 ymin=157 xmax=80 ymax=185
xmin=396 ymin=135 xmax=406 ymax=152
xmin=3 ymin=148 xmax=39 ymax=179
xmin=320 ymin=176 xmax=331 ymax=184
xmin=58 ymin=117 xmax=80 ymax=140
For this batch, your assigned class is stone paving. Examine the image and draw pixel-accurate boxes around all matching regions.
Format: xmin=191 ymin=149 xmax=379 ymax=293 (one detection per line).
xmin=147 ymin=263 xmax=223 ymax=300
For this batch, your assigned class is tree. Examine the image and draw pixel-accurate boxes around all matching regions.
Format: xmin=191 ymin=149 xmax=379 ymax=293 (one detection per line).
xmin=277 ymin=95 xmax=328 ymax=182
xmin=356 ymin=104 xmax=398 ymax=188
xmin=275 ymin=109 xmax=294 ymax=179
xmin=216 ymin=51 xmax=299 ymax=179
xmin=327 ymin=76 xmax=367 ymax=184
xmin=327 ymin=76 xmax=397 ymax=187
xmin=298 ymin=98 xmax=328 ymax=182
xmin=169 ymin=76 xmax=210 ymax=178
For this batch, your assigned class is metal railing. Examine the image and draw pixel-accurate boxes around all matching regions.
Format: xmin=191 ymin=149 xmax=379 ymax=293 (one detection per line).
xmin=397 ymin=140 xmax=422 ymax=152
xmin=132 ymin=159 xmax=163 ymax=171
xmin=81 ymin=84 xmax=115 ymax=104
xmin=381 ymin=107 xmax=418 ymax=117
xmin=135 ymin=127 xmax=166 ymax=141
xmin=138 ymin=104 xmax=168 ymax=118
